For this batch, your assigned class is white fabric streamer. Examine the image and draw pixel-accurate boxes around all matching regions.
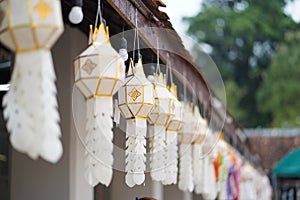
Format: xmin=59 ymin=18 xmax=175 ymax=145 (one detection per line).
xmin=178 ymin=143 xmax=194 ymax=192
xmin=113 ymin=99 xmax=121 ymax=126
xmin=3 ymin=50 xmax=62 ymax=163
xmin=150 ymin=125 xmax=166 ymax=182
xmin=202 ymin=149 xmax=218 ymax=200
xmin=84 ymin=97 xmax=113 ymax=187
xmin=193 ymin=144 xmax=204 ymax=194
xmin=162 ymin=131 xmax=178 ymax=185
xmin=125 ymin=118 xmax=147 ymax=187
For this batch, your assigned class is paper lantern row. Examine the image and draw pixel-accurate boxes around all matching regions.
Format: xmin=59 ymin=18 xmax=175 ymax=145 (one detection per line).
xmin=192 ymin=137 xmax=272 ymax=200
xmin=72 ymin=19 xmax=213 ymax=188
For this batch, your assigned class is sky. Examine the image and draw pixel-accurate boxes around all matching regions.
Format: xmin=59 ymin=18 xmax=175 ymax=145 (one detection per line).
xmin=161 ymin=0 xmax=300 ymax=36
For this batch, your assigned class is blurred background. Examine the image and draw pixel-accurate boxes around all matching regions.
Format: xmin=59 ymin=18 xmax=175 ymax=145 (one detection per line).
xmin=163 ymin=0 xmax=300 ymax=128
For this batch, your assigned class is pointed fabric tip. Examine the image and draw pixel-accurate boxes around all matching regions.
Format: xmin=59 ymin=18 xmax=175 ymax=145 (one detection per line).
xmin=134 ymin=59 xmax=146 ymax=78
xmin=89 ymin=23 xmax=107 ymax=45
xmin=88 ymin=25 xmax=93 ymax=45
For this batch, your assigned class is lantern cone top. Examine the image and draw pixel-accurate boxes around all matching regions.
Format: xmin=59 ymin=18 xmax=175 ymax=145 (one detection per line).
xmin=89 ymin=23 xmax=110 ymax=46
xmin=169 ymin=83 xmax=178 ymax=99
xmin=134 ymin=58 xmax=146 ymax=78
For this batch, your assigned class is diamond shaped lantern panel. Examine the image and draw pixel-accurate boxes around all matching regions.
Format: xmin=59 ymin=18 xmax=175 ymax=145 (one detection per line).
xmin=74 ymin=23 xmax=125 ymax=99
xmin=148 ymin=73 xmax=175 ymax=126
xmin=166 ymin=83 xmax=183 ymax=132
xmin=0 ymin=0 xmax=64 ymax=51
xmin=178 ymin=102 xmax=198 ymax=144
xmin=118 ymin=59 xmax=154 ymax=119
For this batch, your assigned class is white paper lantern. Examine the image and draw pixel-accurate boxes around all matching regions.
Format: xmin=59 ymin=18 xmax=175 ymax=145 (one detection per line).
xmin=239 ymin=163 xmax=257 ymax=200
xmin=74 ymin=23 xmax=125 ymax=187
xmin=147 ymin=73 xmax=175 ymax=182
xmin=218 ymin=139 xmax=231 ymax=200
xmin=193 ymin=106 xmax=208 ymax=144
xmin=192 ymin=106 xmax=208 ymax=193
xmin=202 ymin=130 xmax=218 ymax=200
xmin=118 ymin=58 xmax=154 ymax=187
xmin=0 ymin=0 xmax=64 ymax=163
xmin=162 ymin=83 xmax=182 ymax=185
xmin=178 ymin=103 xmax=199 ymax=144
xmin=178 ymin=102 xmax=195 ymax=192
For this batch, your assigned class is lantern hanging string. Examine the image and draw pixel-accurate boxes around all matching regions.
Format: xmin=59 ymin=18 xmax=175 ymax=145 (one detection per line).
xmin=166 ymin=53 xmax=173 ymax=85
xmin=155 ymin=38 xmax=161 ymax=74
xmin=136 ymin=9 xmax=140 ymax=57
xmin=183 ymin=69 xmax=187 ymax=102
xmin=192 ymin=82 xmax=196 ymax=106
xmin=133 ymin=8 xmax=140 ymax=63
xmin=94 ymin=0 xmax=103 ymax=30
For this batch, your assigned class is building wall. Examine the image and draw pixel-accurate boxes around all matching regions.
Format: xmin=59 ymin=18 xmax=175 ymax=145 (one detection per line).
xmin=247 ymin=136 xmax=300 ymax=172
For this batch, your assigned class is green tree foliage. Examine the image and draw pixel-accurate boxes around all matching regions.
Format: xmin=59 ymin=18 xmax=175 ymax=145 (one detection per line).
xmin=225 ymin=80 xmax=247 ymax=121
xmin=184 ymin=0 xmax=298 ymax=127
xmin=257 ymin=32 xmax=300 ymax=127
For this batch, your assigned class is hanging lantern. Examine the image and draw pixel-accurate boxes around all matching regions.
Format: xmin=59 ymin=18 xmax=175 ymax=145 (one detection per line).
xmin=202 ymin=130 xmax=218 ymax=200
xmin=193 ymin=143 xmax=204 ymax=194
xmin=118 ymin=58 xmax=154 ymax=187
xmin=148 ymin=73 xmax=175 ymax=182
xmin=162 ymin=83 xmax=182 ymax=185
xmin=239 ymin=163 xmax=257 ymax=200
xmin=218 ymin=138 xmax=231 ymax=200
xmin=192 ymin=106 xmax=208 ymax=193
xmin=0 ymin=0 xmax=64 ymax=163
xmin=74 ymin=22 xmax=125 ymax=187
xmin=193 ymin=106 xmax=207 ymax=145
xmin=178 ymin=102 xmax=196 ymax=192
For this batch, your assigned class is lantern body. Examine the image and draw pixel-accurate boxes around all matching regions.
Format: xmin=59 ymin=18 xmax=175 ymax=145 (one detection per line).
xmin=0 ymin=0 xmax=64 ymax=163
xmin=118 ymin=59 xmax=154 ymax=187
xmin=166 ymin=84 xmax=183 ymax=132
xmin=148 ymin=73 xmax=175 ymax=126
xmin=74 ymin=24 xmax=125 ymax=99
xmin=0 ymin=0 xmax=63 ymax=51
xmin=178 ymin=102 xmax=197 ymax=144
xmin=193 ymin=106 xmax=207 ymax=144
xmin=118 ymin=59 xmax=154 ymax=119
xmin=73 ymin=23 xmax=125 ymax=187
xmin=162 ymin=83 xmax=182 ymax=185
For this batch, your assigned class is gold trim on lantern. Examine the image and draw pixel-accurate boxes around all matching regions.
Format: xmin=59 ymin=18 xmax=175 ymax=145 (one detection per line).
xmin=3 ymin=0 xmax=62 ymax=52
xmin=27 ymin=0 xmax=38 ymax=47
xmin=193 ymin=134 xmax=206 ymax=144
xmin=7 ymin=0 xmax=18 ymax=49
xmin=95 ymin=76 xmax=119 ymax=97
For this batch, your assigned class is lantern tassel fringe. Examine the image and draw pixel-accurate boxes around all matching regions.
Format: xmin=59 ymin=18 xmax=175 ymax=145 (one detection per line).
xmin=113 ymin=99 xmax=120 ymax=126
xmin=178 ymin=143 xmax=194 ymax=192
xmin=125 ymin=118 xmax=146 ymax=187
xmin=193 ymin=144 xmax=203 ymax=194
xmin=84 ymin=97 xmax=113 ymax=187
xmin=150 ymin=125 xmax=166 ymax=182
xmin=162 ymin=131 xmax=178 ymax=185
xmin=3 ymin=50 xmax=62 ymax=163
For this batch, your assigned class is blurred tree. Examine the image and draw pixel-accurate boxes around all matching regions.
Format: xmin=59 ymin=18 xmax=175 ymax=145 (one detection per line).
xmin=184 ymin=0 xmax=298 ymax=127
xmin=257 ymin=31 xmax=300 ymax=127
xmin=225 ymin=80 xmax=247 ymax=121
